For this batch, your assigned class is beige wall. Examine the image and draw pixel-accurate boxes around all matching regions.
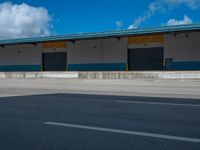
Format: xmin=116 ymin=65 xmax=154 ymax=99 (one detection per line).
xmin=67 ymin=39 xmax=102 ymax=64
xmin=164 ymin=32 xmax=200 ymax=61
xmin=0 ymin=43 xmax=42 ymax=65
xmin=67 ymin=37 xmax=128 ymax=64
xmin=102 ymin=38 xmax=127 ymax=63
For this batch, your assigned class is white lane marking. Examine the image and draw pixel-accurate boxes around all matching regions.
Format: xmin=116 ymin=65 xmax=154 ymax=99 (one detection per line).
xmin=44 ymin=121 xmax=200 ymax=143
xmin=116 ymin=100 xmax=200 ymax=107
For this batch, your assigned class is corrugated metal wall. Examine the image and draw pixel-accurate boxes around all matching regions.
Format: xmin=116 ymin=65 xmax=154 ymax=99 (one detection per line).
xmin=66 ymin=38 xmax=127 ymax=71
xmin=0 ymin=44 xmax=42 ymax=71
xmin=164 ymin=32 xmax=200 ymax=70
xmin=0 ymin=31 xmax=200 ymax=71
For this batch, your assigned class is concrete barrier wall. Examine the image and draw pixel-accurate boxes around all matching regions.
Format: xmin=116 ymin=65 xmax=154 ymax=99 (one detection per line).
xmin=78 ymin=72 xmax=160 ymax=79
xmin=160 ymin=71 xmax=200 ymax=79
xmin=0 ymin=72 xmax=79 ymax=79
xmin=0 ymin=71 xmax=200 ymax=79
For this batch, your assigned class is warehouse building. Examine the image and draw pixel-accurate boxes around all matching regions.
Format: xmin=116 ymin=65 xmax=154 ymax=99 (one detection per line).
xmin=0 ymin=24 xmax=200 ymax=72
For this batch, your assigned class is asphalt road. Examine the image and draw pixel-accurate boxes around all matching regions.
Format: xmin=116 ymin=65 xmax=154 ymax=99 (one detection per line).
xmin=0 ymin=79 xmax=200 ymax=150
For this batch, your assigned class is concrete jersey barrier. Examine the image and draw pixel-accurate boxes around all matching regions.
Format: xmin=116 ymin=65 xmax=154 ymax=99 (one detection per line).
xmin=0 ymin=72 xmax=79 ymax=79
xmin=0 ymin=71 xmax=200 ymax=79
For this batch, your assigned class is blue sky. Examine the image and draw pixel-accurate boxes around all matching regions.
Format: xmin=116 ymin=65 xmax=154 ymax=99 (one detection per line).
xmin=0 ymin=0 xmax=200 ymax=39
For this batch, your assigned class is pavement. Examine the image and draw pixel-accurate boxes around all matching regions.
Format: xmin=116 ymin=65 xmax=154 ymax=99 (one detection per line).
xmin=0 ymin=79 xmax=200 ymax=150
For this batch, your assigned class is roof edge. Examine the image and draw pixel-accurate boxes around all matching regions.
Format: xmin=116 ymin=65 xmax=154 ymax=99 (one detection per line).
xmin=0 ymin=23 xmax=200 ymax=45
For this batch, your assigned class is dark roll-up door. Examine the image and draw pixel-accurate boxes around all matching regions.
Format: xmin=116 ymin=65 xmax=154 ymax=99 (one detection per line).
xmin=43 ymin=52 xmax=67 ymax=71
xmin=128 ymin=47 xmax=163 ymax=71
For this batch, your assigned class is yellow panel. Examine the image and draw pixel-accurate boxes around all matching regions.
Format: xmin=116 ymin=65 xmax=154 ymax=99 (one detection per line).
xmin=128 ymin=34 xmax=163 ymax=44
xmin=42 ymin=41 xmax=67 ymax=49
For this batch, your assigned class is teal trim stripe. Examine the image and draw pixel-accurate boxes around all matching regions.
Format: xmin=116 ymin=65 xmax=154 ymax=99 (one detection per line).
xmin=0 ymin=65 xmax=41 ymax=72
xmin=68 ymin=63 xmax=126 ymax=71
xmin=167 ymin=61 xmax=200 ymax=71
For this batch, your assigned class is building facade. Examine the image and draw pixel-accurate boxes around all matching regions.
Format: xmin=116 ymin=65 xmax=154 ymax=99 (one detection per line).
xmin=0 ymin=24 xmax=200 ymax=71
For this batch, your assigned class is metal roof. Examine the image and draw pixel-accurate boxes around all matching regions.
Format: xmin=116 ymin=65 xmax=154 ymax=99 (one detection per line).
xmin=0 ymin=23 xmax=200 ymax=45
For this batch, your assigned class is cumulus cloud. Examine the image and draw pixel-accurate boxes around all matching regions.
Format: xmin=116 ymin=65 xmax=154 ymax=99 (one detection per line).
xmin=128 ymin=0 xmax=200 ymax=29
xmin=115 ymin=20 xmax=123 ymax=29
xmin=167 ymin=15 xmax=193 ymax=25
xmin=0 ymin=2 xmax=52 ymax=40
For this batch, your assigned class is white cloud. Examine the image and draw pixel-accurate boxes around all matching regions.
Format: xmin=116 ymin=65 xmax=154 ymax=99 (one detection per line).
xmin=0 ymin=2 xmax=52 ymax=40
xmin=128 ymin=13 xmax=152 ymax=29
xmin=167 ymin=15 xmax=193 ymax=25
xmin=128 ymin=0 xmax=200 ymax=29
xmin=163 ymin=0 xmax=200 ymax=10
xmin=128 ymin=1 xmax=163 ymax=29
xmin=115 ymin=20 xmax=123 ymax=29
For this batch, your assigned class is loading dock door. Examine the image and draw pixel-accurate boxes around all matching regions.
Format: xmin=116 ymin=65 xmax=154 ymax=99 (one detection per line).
xmin=43 ymin=52 xmax=67 ymax=71
xmin=128 ymin=47 xmax=163 ymax=71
